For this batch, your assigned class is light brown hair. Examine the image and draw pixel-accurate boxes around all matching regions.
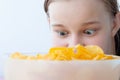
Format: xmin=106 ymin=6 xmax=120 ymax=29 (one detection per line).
xmin=44 ymin=0 xmax=120 ymax=55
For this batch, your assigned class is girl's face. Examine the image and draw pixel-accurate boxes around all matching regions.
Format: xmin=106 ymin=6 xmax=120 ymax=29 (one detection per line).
xmin=48 ymin=0 xmax=116 ymax=54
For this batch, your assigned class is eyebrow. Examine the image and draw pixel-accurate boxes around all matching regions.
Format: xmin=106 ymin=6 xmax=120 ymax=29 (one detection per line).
xmin=51 ymin=23 xmax=66 ymax=28
xmin=81 ymin=21 xmax=100 ymax=26
xmin=51 ymin=21 xmax=100 ymax=27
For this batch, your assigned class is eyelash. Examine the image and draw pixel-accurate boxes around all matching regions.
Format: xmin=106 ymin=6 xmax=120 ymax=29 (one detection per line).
xmin=83 ymin=29 xmax=97 ymax=36
xmin=55 ymin=31 xmax=69 ymax=38
xmin=54 ymin=29 xmax=97 ymax=38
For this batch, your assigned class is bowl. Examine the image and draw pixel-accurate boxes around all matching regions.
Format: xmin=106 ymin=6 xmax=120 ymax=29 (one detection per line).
xmin=4 ymin=57 xmax=120 ymax=80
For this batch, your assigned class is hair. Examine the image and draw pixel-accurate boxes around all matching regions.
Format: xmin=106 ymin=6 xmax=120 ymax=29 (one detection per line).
xmin=44 ymin=0 xmax=120 ymax=55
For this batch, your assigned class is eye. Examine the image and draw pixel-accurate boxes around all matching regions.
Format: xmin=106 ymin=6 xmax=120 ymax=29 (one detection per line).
xmin=56 ymin=31 xmax=68 ymax=37
xmin=84 ymin=29 xmax=96 ymax=36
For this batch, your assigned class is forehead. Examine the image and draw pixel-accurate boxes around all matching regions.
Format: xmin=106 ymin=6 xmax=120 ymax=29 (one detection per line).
xmin=49 ymin=0 xmax=108 ymax=16
xmin=48 ymin=0 xmax=111 ymax=25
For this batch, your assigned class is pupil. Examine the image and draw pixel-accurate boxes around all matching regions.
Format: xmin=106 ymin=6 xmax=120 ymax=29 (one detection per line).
xmin=87 ymin=31 xmax=91 ymax=34
xmin=60 ymin=32 xmax=65 ymax=35
xmin=86 ymin=30 xmax=91 ymax=34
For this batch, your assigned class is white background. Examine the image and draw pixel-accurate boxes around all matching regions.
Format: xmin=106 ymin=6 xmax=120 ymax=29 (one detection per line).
xmin=0 ymin=0 xmax=120 ymax=77
xmin=0 ymin=0 xmax=52 ymax=54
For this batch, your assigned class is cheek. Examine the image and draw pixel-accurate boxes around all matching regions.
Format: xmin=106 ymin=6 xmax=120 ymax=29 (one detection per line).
xmin=85 ymin=34 xmax=113 ymax=53
xmin=87 ymin=37 xmax=106 ymax=48
xmin=52 ymin=35 xmax=67 ymax=47
xmin=84 ymin=36 xmax=105 ymax=48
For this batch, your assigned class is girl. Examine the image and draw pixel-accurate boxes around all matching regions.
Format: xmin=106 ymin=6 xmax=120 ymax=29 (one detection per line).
xmin=44 ymin=0 xmax=120 ymax=55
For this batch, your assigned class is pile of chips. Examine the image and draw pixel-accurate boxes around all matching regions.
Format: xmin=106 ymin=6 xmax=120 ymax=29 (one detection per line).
xmin=11 ymin=45 xmax=114 ymax=60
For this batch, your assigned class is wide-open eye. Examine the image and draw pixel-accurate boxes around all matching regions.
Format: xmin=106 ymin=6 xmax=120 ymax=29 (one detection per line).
xmin=56 ymin=31 xmax=68 ymax=38
xmin=84 ymin=29 xmax=96 ymax=36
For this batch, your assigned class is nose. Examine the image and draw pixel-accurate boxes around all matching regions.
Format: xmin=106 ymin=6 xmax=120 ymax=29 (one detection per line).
xmin=67 ymin=35 xmax=83 ymax=47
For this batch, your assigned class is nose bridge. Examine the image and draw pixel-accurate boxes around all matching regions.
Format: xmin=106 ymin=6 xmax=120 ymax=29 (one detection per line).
xmin=68 ymin=34 xmax=81 ymax=47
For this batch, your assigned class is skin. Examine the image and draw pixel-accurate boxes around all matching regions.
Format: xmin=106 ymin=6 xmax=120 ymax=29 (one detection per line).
xmin=48 ymin=0 xmax=120 ymax=55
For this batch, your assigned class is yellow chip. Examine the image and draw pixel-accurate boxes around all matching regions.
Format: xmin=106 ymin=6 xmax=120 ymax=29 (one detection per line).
xmin=10 ymin=45 xmax=115 ymax=60
xmin=85 ymin=45 xmax=104 ymax=54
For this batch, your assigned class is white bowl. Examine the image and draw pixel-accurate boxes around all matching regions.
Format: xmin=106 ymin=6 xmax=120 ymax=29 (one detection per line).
xmin=4 ymin=59 xmax=120 ymax=80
